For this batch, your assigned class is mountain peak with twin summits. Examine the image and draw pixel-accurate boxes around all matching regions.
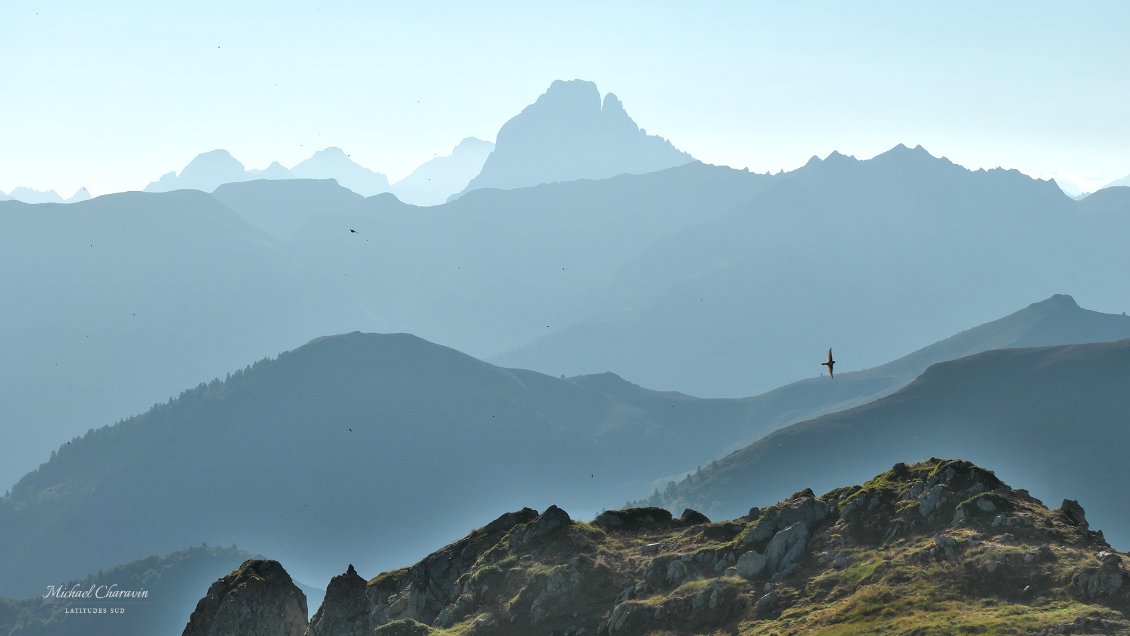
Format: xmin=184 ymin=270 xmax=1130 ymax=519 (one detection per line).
xmin=460 ymin=79 xmax=694 ymax=195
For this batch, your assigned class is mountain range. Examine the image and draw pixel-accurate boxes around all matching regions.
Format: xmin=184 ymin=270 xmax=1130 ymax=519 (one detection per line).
xmin=0 ymin=186 xmax=91 ymax=204
xmin=641 ymin=338 xmax=1130 ymax=552
xmin=2 ymin=293 xmax=1129 ymax=603
xmin=143 ymin=147 xmax=393 ymax=197
xmin=493 ymin=144 xmax=1130 ymax=397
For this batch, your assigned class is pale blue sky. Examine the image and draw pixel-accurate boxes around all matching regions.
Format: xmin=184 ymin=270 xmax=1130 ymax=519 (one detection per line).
xmin=1 ymin=1 xmax=1127 ymax=196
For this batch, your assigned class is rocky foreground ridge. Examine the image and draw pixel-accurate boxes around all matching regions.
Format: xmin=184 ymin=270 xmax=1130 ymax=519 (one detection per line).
xmin=185 ymin=459 xmax=1130 ymax=635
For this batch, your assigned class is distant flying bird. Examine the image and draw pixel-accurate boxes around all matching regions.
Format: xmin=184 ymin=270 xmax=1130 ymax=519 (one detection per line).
xmin=349 ymin=228 xmax=358 ymax=234
xmin=822 ymin=348 xmax=835 ymax=378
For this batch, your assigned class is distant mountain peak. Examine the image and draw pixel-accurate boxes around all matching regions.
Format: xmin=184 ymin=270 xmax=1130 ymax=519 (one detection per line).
xmin=460 ymin=79 xmax=693 ymax=195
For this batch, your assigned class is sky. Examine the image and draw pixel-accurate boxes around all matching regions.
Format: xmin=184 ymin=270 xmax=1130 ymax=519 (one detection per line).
xmin=1 ymin=1 xmax=1127 ymax=196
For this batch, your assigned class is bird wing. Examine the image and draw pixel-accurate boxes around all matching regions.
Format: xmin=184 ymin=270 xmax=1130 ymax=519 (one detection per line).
xmin=827 ymin=348 xmax=833 ymax=364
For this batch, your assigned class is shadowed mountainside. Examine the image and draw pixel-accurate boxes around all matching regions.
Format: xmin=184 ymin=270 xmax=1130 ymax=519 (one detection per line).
xmin=0 ymin=332 xmax=760 ymax=598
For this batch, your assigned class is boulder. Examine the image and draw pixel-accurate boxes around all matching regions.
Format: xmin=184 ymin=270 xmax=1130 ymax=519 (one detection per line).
xmin=736 ymin=550 xmax=768 ymax=579
xmin=679 ymin=508 xmax=711 ymax=525
xmin=766 ymin=522 xmax=809 ymax=572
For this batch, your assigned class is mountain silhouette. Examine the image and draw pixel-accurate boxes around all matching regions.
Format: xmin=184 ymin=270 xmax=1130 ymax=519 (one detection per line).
xmin=0 ymin=186 xmax=90 ymax=204
xmin=290 ymin=147 xmax=390 ymax=196
xmin=143 ymin=148 xmax=390 ymax=196
xmin=391 ymin=137 xmax=494 ymax=205
xmin=145 ymin=149 xmax=250 ymax=193
xmin=642 ymin=338 xmax=1130 ymax=552
xmin=459 ymin=79 xmax=693 ymax=195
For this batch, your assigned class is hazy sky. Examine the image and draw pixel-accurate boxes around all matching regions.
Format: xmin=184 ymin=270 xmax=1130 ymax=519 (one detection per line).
xmin=2 ymin=1 xmax=1127 ymax=196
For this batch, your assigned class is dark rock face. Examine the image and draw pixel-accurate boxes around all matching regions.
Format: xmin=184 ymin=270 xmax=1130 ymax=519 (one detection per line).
xmin=594 ymin=507 xmax=674 ymax=530
xmin=182 ymin=559 xmax=307 ymax=636
xmin=305 ymin=564 xmax=367 ymax=636
xmin=679 ymin=508 xmax=711 ymax=525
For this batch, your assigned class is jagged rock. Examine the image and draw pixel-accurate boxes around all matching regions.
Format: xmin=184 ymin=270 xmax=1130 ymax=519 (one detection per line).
xmin=766 ymin=522 xmax=809 ymax=572
xmin=736 ymin=550 xmax=768 ymax=579
xmin=1060 ymin=499 xmax=1088 ymax=528
xmin=640 ymin=542 xmax=662 ymax=556
xmin=679 ymin=508 xmax=711 ymax=525
xmin=183 ymin=559 xmax=307 ymax=636
xmin=306 ymin=564 xmax=369 ymax=635
xmin=594 ymin=507 xmax=673 ymax=529
xmin=511 ymin=505 xmax=573 ymax=547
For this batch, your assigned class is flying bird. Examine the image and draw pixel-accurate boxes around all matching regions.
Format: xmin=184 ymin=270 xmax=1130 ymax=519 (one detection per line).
xmin=349 ymin=228 xmax=358 ymax=234
xmin=822 ymin=348 xmax=835 ymax=378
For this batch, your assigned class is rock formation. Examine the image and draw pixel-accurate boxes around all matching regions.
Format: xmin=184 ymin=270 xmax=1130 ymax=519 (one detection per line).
xmin=183 ymin=559 xmax=307 ymax=636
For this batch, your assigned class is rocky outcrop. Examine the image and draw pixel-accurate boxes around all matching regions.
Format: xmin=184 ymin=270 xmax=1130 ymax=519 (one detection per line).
xmin=182 ymin=559 xmax=307 ymax=636
xmin=594 ymin=506 xmax=673 ymax=530
xmin=305 ymin=564 xmax=368 ymax=635
xmin=185 ymin=460 xmax=1130 ymax=635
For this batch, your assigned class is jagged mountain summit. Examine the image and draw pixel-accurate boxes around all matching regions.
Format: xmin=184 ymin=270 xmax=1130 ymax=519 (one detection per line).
xmin=186 ymin=459 xmax=1130 ymax=635
xmin=642 ymin=338 xmax=1130 ymax=551
xmin=459 ymin=79 xmax=693 ymax=196
xmin=391 ymin=137 xmax=494 ymax=205
xmin=0 ymin=186 xmax=90 ymax=203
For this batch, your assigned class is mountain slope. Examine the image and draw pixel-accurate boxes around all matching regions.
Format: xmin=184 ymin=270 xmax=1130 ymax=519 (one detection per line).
xmin=392 ymin=137 xmax=494 ymax=206
xmin=685 ymin=294 xmax=1130 ymax=453
xmin=494 ymin=145 xmax=1130 ymax=397
xmin=0 ymin=191 xmax=367 ymax=490
xmin=460 ymin=79 xmax=693 ymax=195
xmin=210 ymin=178 xmax=366 ymax=241
xmin=0 ymin=332 xmax=761 ymax=598
xmin=199 ymin=460 xmax=1130 ymax=635
xmin=642 ymin=339 xmax=1130 ymax=551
